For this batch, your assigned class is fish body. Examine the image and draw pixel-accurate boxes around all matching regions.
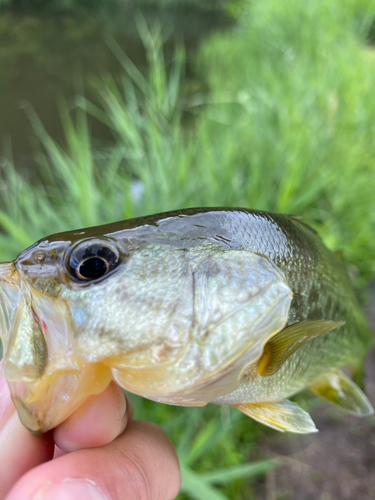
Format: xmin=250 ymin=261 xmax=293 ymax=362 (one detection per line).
xmin=0 ymin=208 xmax=373 ymax=434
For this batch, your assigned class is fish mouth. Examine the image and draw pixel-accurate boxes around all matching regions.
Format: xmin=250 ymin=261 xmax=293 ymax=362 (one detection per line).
xmin=0 ymin=264 xmax=111 ymax=434
xmin=8 ymin=362 xmax=112 ymax=435
xmin=0 ymin=262 xmax=21 ymax=287
xmin=0 ymin=262 xmax=22 ymax=361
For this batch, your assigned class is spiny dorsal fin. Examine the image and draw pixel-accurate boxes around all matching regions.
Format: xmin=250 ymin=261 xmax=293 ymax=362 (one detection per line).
xmin=258 ymin=320 xmax=345 ymax=377
xmin=310 ymin=369 xmax=374 ymax=417
xmin=234 ymin=399 xmax=318 ymax=434
xmin=287 ymin=215 xmax=320 ymax=236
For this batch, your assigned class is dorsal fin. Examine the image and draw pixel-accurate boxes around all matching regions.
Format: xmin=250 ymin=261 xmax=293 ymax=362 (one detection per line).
xmin=287 ymin=215 xmax=320 ymax=236
xmin=310 ymin=370 xmax=374 ymax=416
xmin=258 ymin=320 xmax=345 ymax=377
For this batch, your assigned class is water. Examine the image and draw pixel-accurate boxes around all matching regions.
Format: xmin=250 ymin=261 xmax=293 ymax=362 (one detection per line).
xmin=0 ymin=2 xmax=232 ymax=168
xmin=0 ymin=1 xmax=234 ymax=358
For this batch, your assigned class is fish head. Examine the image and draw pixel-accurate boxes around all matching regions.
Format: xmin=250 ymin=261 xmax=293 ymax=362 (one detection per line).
xmin=0 ymin=225 xmax=292 ymax=433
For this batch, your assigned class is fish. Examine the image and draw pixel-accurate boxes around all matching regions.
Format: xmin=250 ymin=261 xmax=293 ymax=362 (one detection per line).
xmin=0 ymin=207 xmax=373 ymax=435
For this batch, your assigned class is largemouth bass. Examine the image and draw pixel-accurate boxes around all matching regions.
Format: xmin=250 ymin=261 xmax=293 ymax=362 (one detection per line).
xmin=0 ymin=208 xmax=373 ymax=435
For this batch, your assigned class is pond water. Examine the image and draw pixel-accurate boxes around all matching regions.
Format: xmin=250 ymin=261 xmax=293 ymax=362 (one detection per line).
xmin=0 ymin=3 xmax=232 ymax=168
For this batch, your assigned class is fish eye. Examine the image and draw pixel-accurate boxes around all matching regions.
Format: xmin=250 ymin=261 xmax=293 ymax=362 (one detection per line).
xmin=66 ymin=239 xmax=120 ymax=282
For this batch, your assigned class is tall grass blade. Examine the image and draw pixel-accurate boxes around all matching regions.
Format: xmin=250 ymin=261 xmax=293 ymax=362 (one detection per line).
xmin=180 ymin=465 xmax=230 ymax=500
xmin=199 ymin=459 xmax=279 ymax=484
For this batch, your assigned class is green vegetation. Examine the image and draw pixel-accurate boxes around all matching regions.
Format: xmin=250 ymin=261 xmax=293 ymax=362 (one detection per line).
xmin=1 ymin=0 xmax=375 ymax=498
xmin=0 ymin=0 xmax=228 ymax=14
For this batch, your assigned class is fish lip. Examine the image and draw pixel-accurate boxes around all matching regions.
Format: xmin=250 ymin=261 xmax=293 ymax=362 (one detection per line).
xmin=0 ymin=262 xmax=21 ymax=287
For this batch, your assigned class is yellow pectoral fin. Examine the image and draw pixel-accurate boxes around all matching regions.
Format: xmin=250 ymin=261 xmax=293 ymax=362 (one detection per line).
xmin=310 ymin=370 xmax=374 ymax=417
xmin=234 ymin=399 xmax=318 ymax=434
xmin=257 ymin=319 xmax=345 ymax=377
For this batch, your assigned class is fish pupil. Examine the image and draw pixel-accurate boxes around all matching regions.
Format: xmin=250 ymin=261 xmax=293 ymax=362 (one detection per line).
xmin=79 ymin=257 xmax=108 ymax=280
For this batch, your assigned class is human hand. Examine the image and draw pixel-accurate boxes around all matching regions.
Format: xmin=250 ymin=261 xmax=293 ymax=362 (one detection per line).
xmin=0 ymin=364 xmax=181 ymax=500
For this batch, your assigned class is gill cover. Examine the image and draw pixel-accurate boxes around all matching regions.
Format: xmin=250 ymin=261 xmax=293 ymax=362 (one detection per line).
xmin=112 ymin=246 xmax=293 ymax=405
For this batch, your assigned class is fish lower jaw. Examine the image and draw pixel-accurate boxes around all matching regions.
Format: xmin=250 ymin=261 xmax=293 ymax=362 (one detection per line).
xmin=7 ymin=362 xmax=113 ymax=434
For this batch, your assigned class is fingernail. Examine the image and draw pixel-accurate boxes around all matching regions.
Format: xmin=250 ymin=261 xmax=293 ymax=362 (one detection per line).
xmin=32 ymin=479 xmax=108 ymax=500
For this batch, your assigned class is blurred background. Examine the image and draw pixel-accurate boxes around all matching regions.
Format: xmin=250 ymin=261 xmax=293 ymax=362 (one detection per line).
xmin=1 ymin=0 xmax=375 ymax=498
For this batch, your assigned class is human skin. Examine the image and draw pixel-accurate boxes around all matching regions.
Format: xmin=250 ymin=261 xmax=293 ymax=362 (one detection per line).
xmin=0 ymin=362 xmax=181 ymax=500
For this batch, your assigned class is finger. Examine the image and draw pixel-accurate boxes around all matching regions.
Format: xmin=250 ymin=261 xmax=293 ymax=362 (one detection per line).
xmin=53 ymin=382 xmax=130 ymax=453
xmin=54 ymin=446 xmax=66 ymax=459
xmin=0 ymin=365 xmax=55 ymax=498
xmin=6 ymin=420 xmax=181 ymax=500
xmin=0 ymin=412 xmax=54 ymax=499
xmin=0 ymin=367 xmax=16 ymax=430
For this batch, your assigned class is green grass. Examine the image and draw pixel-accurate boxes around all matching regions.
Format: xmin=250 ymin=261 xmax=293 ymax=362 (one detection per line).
xmin=195 ymin=0 xmax=375 ymax=288
xmin=1 ymin=1 xmax=375 ymax=498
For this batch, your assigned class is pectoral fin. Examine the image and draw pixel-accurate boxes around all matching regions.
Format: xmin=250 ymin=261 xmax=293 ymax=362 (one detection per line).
xmin=310 ymin=370 xmax=374 ymax=417
xmin=234 ymin=399 xmax=318 ymax=434
xmin=258 ymin=320 xmax=345 ymax=377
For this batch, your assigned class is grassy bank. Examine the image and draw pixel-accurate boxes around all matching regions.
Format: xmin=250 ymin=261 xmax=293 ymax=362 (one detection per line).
xmin=1 ymin=0 xmax=375 ymax=498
